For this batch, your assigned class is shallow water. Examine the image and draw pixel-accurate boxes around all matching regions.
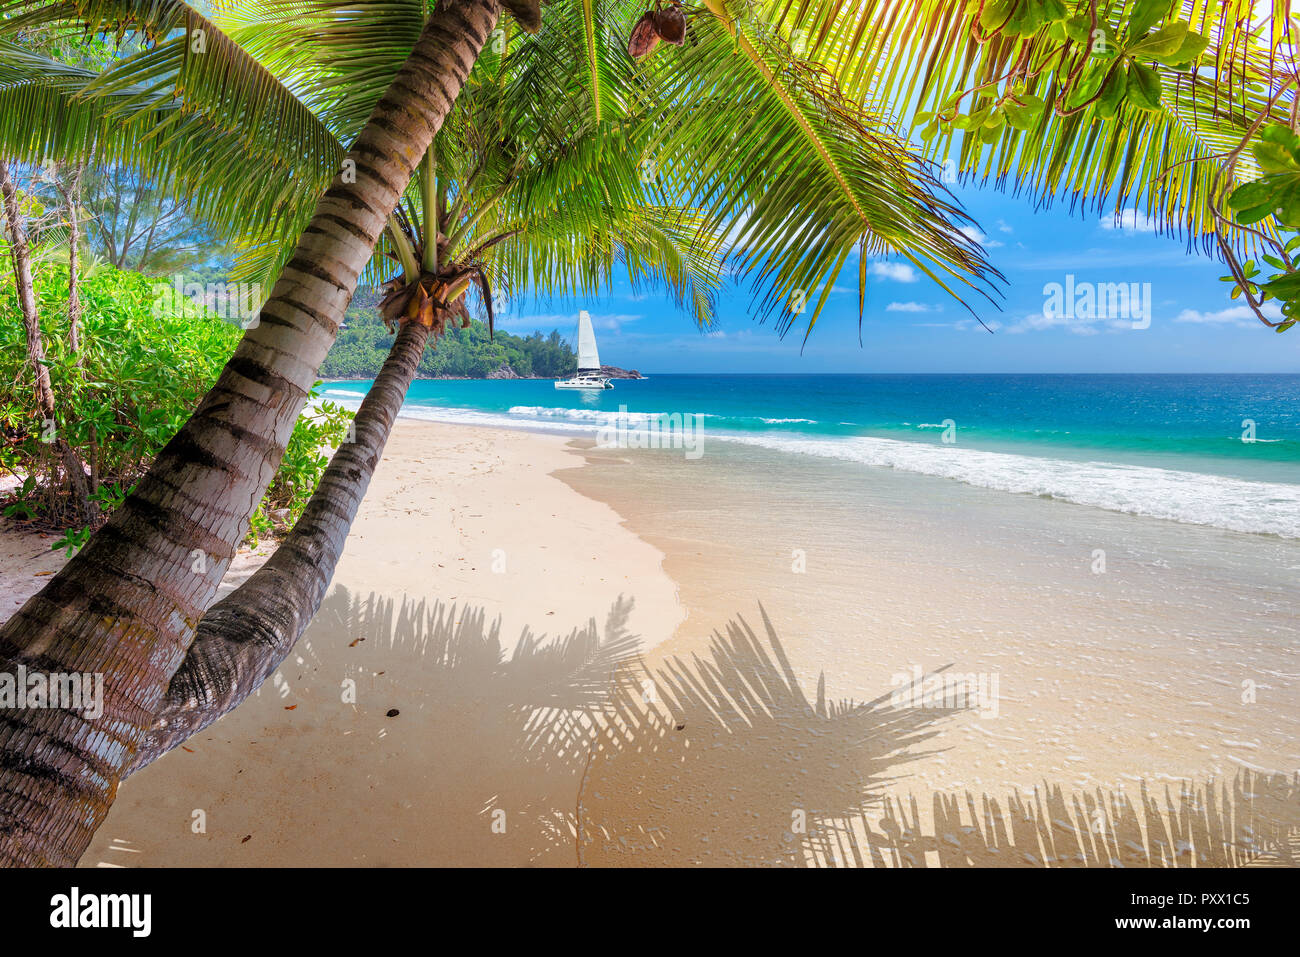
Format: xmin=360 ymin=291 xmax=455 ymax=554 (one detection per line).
xmin=325 ymin=373 xmax=1300 ymax=536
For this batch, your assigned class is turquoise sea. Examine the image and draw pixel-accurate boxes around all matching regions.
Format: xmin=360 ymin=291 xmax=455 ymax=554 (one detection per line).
xmin=322 ymin=373 xmax=1300 ymax=538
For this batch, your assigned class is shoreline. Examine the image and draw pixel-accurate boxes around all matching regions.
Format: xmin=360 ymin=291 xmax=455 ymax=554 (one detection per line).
xmin=75 ymin=418 xmax=683 ymax=866
xmin=1 ymin=415 xmax=1293 ymax=865
xmin=314 ymin=376 xmax=1300 ymax=538
xmin=557 ymin=430 xmax=1300 ymax=781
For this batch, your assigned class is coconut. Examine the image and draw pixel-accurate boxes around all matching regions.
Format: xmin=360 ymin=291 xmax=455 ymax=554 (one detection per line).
xmin=629 ymin=12 xmax=660 ymax=58
xmin=653 ymin=6 xmax=686 ymax=45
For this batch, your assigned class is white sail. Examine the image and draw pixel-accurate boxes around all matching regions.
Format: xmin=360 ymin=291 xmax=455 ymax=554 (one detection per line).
xmin=576 ymin=310 xmax=601 ymax=372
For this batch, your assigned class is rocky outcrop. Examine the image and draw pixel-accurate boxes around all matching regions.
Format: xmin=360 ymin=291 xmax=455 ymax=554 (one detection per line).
xmin=598 ymin=365 xmax=644 ymax=379
xmin=485 ymin=362 xmax=520 ymax=379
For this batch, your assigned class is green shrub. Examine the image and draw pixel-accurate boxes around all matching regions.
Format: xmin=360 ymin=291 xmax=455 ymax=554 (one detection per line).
xmin=0 ymin=261 xmax=354 ymax=552
xmin=246 ymin=393 xmax=353 ymax=549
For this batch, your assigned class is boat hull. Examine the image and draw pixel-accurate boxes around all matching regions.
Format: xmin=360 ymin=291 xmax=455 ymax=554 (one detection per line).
xmin=554 ymin=377 xmax=613 ymax=390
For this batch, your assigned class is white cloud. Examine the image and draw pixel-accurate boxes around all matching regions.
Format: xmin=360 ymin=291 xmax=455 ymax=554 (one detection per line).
xmin=952 ymin=318 xmax=1002 ymax=332
xmin=497 ymin=311 xmax=641 ymax=332
xmin=590 ymin=313 xmax=642 ymax=331
xmin=1100 ymin=208 xmax=1159 ymax=234
xmin=886 ymin=301 xmax=932 ymax=313
xmin=911 ymin=316 xmax=1002 ymax=332
xmin=1173 ymin=304 xmax=1280 ymax=328
xmin=996 ymin=219 xmax=1014 ymax=234
xmin=959 ymin=225 xmax=1004 ymax=248
xmin=869 ymin=261 xmax=917 ymax=282
xmin=1004 ymin=312 xmax=1103 ymax=335
xmin=999 ymin=307 xmax=1152 ymax=335
xmin=705 ymin=329 xmax=727 ymax=338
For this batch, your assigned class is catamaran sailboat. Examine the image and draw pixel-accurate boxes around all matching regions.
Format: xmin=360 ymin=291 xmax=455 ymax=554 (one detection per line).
xmin=555 ymin=310 xmax=613 ymax=390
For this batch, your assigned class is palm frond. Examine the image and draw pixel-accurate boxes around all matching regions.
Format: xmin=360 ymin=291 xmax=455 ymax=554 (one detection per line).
xmin=0 ymin=39 xmax=337 ymax=246
xmin=638 ymin=11 xmax=1003 ymax=338
xmin=765 ymin=0 xmax=1296 ymax=255
xmin=0 ymin=0 xmax=339 ymax=178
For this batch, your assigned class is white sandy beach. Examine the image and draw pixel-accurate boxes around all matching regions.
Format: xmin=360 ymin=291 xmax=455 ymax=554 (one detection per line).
xmin=1 ymin=418 xmax=1295 ymax=866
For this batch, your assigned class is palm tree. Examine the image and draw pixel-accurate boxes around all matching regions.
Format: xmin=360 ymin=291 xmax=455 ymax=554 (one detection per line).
xmin=117 ymin=0 xmax=734 ymax=766
xmin=0 ymin=0 xmax=1287 ymax=865
xmin=0 ymin=0 xmax=519 ymax=867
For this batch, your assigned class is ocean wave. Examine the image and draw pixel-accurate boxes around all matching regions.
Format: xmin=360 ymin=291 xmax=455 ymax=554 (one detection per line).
xmin=322 ymin=388 xmax=367 ymax=398
xmin=375 ymin=400 xmax=1300 ymax=538
xmin=506 ymin=405 xmax=683 ymax=423
xmin=401 ymin=404 xmax=605 ymax=434
xmin=722 ymin=432 xmax=1300 ymax=538
xmin=506 ymin=406 xmax=818 ymax=427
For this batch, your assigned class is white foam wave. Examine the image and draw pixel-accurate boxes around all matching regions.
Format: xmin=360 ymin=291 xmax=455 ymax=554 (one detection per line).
xmin=723 ymin=432 xmax=1300 ymax=538
xmin=507 ymin=405 xmax=698 ymax=424
xmin=383 ymin=400 xmax=1300 ymax=538
xmin=507 ymin=405 xmax=817 ymax=426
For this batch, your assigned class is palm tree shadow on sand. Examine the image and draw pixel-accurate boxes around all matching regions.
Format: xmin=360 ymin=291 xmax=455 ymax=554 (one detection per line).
xmin=837 ymin=771 xmax=1299 ymax=868
xmin=93 ymin=587 xmax=1299 ymax=867
xmin=300 ymin=587 xmax=959 ymax=866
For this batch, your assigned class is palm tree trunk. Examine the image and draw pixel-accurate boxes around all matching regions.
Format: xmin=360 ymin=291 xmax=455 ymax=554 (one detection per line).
xmin=0 ymin=0 xmax=502 ymax=867
xmin=130 ymin=316 xmax=437 ymax=772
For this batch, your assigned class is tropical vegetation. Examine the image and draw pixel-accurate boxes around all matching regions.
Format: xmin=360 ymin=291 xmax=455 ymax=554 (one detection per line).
xmin=0 ymin=259 xmax=353 ymax=548
xmin=0 ymin=0 xmax=1292 ymax=867
xmin=320 ymin=291 xmax=578 ymax=378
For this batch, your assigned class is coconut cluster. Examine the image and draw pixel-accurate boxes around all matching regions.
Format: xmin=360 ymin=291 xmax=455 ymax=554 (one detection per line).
xmin=629 ymin=3 xmax=687 ymax=58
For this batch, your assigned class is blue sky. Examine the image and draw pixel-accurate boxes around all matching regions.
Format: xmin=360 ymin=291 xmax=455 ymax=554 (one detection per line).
xmin=494 ymin=183 xmax=1300 ymax=374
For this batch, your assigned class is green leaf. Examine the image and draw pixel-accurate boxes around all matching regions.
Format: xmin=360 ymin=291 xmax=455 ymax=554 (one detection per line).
xmin=1262 ymin=271 xmax=1300 ymax=298
xmin=1235 ymin=202 xmax=1277 ymax=225
xmin=1008 ymin=0 xmax=1045 ymax=37
xmin=1066 ymin=63 xmax=1107 ymax=108
xmin=1094 ymin=67 xmax=1127 ymax=118
xmin=1126 ymin=61 xmax=1162 ymax=111
xmin=1129 ymin=0 xmax=1168 ymax=38
xmin=1130 ymin=21 xmax=1188 ymax=59
xmin=1063 ymin=14 xmax=1091 ymax=42
xmin=1254 ymin=141 xmax=1298 ymax=174
xmin=979 ymin=0 xmax=1016 ymax=31
xmin=1163 ymin=31 xmax=1209 ymax=66
xmin=1004 ymin=98 xmax=1042 ymax=129
xmin=1041 ymin=0 xmax=1067 ymax=21
xmin=1279 ymin=193 xmax=1300 ymax=229
xmin=1261 ymin=124 xmax=1300 ymax=152
xmin=1227 ymin=180 xmax=1278 ymax=212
